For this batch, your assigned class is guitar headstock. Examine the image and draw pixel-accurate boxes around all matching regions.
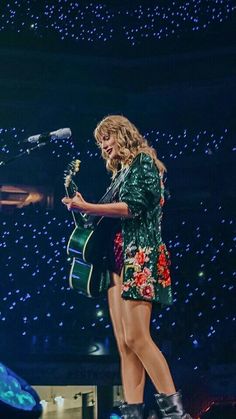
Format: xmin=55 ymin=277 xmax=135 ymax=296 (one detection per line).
xmin=64 ymin=159 xmax=81 ymax=189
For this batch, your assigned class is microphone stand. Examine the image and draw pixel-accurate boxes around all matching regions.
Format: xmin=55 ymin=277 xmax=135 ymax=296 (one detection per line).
xmin=0 ymin=142 xmax=47 ymax=168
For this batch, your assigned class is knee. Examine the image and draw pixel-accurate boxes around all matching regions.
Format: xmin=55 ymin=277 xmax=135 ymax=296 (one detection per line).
xmin=125 ymin=332 xmax=148 ymax=354
xmin=115 ymin=332 xmax=130 ymax=355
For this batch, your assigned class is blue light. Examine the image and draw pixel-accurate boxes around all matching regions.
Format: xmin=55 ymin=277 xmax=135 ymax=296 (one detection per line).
xmin=0 ymin=1 xmax=233 ymax=46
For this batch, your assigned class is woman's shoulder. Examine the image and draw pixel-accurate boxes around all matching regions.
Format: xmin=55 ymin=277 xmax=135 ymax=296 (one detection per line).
xmin=132 ymin=152 xmax=154 ymax=165
xmin=122 ymin=152 xmax=162 ymax=184
xmin=133 ymin=152 xmax=160 ymax=173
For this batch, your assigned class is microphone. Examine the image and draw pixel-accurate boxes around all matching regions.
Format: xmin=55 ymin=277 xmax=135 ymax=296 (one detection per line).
xmin=24 ymin=128 xmax=72 ymax=143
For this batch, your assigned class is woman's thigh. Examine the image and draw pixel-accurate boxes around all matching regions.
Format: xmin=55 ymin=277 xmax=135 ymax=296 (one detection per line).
xmin=121 ymin=299 xmax=153 ymax=342
xmin=107 ymin=271 xmax=125 ymax=343
xmin=108 ymin=272 xmax=153 ymax=346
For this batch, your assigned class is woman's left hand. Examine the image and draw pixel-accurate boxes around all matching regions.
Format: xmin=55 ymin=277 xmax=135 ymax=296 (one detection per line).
xmin=61 ymin=192 xmax=88 ymax=212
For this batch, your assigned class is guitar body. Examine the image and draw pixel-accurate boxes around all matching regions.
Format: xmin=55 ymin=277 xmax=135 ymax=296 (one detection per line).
xmin=67 ymin=217 xmax=115 ymax=298
xmin=64 ymin=159 xmax=125 ymax=298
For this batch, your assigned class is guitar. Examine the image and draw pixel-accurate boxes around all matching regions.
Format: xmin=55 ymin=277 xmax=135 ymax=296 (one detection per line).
xmin=64 ymin=160 xmax=124 ymax=298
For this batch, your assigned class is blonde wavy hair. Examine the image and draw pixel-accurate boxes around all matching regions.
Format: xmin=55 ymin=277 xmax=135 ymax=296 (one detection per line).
xmin=94 ymin=115 xmax=167 ymax=177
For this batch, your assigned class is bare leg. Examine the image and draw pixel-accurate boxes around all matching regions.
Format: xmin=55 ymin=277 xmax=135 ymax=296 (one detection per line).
xmin=122 ymin=299 xmax=176 ymax=396
xmin=108 ymin=272 xmax=145 ymax=403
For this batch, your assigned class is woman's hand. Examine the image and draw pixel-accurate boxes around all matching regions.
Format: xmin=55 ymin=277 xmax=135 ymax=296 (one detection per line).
xmin=61 ymin=192 xmax=88 ymax=213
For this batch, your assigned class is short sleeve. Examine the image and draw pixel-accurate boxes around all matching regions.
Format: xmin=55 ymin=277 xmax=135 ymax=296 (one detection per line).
xmin=119 ymin=153 xmax=161 ymax=217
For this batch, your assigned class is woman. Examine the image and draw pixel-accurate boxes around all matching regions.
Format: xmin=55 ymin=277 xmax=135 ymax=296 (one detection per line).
xmin=62 ymin=115 xmax=192 ymax=419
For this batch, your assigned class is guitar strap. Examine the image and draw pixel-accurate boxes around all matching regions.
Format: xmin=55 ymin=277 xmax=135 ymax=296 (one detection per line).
xmin=84 ymin=165 xmax=132 ymax=227
xmin=98 ymin=166 xmax=131 ymax=204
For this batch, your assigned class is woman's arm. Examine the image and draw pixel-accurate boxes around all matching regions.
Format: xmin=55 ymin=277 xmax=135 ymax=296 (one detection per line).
xmin=62 ymin=192 xmax=131 ymax=218
xmin=83 ymin=201 xmax=130 ymax=217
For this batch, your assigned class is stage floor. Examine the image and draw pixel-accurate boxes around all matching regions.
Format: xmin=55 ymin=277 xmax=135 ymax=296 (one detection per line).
xmin=42 ymin=410 xmax=82 ymax=418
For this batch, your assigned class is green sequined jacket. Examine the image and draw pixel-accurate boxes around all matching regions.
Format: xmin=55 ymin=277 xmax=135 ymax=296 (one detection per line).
xmin=119 ymin=152 xmax=173 ymax=306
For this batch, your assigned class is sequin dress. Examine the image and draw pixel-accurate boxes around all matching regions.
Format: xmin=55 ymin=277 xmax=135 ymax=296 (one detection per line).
xmin=118 ymin=153 xmax=173 ymax=306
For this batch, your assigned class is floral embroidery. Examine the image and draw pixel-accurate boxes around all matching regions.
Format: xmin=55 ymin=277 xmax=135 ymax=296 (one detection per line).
xmin=122 ymin=284 xmax=130 ymax=292
xmin=125 ymin=244 xmax=152 ymax=267
xmin=134 ymin=271 xmax=147 ymax=286
xmin=157 ymin=243 xmax=171 ymax=288
xmin=113 ymin=232 xmax=123 ymax=274
xmin=159 ymin=196 xmax=165 ymax=207
xmin=114 ymin=232 xmax=123 ymax=246
xmin=159 ymin=175 xmax=165 ymax=207
xmin=121 ymin=240 xmax=172 ymax=301
xmin=122 ymin=244 xmax=155 ymax=300
xmin=134 ymin=249 xmax=150 ymax=265
xmin=142 ymin=284 xmax=155 ymax=299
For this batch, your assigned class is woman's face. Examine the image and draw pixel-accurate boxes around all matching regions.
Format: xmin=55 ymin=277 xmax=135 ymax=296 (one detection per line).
xmin=99 ymin=132 xmax=119 ymax=160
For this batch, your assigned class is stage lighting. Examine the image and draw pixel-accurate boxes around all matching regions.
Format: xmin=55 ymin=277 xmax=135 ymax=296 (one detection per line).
xmin=0 ymin=362 xmax=42 ymax=418
xmin=200 ymin=401 xmax=236 ymax=418
xmin=109 ymin=406 xmax=122 ymax=419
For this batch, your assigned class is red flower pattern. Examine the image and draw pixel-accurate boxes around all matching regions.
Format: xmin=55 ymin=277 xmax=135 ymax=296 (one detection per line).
xmin=134 ymin=250 xmax=146 ymax=265
xmin=114 ymin=232 xmax=123 ymax=246
xmin=141 ymin=284 xmax=154 ymax=299
xmin=157 ymin=243 xmax=171 ymax=288
xmin=122 ymin=284 xmax=130 ymax=292
xmin=134 ymin=271 xmax=148 ymax=286
xmin=122 ymin=241 xmax=172 ymax=302
xmin=159 ymin=196 xmax=165 ymax=207
xmin=159 ymin=178 xmax=165 ymax=207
